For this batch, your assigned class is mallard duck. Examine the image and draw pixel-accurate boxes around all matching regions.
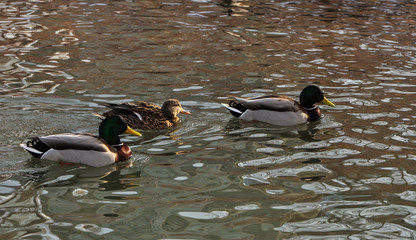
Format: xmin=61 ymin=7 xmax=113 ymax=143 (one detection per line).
xmin=222 ymin=85 xmax=335 ymax=126
xmin=100 ymin=99 xmax=191 ymax=130
xmin=20 ymin=116 xmax=142 ymax=167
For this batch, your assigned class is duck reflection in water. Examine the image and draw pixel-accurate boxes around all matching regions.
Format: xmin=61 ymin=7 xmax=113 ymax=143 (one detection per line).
xmin=224 ymin=117 xmax=323 ymax=143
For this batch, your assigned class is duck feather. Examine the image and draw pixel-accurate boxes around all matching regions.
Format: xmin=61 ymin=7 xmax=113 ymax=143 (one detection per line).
xmin=41 ymin=149 xmax=117 ymax=167
xmin=101 ymin=99 xmax=189 ymax=130
xmin=222 ymin=85 xmax=335 ymax=126
xmin=38 ymin=133 xmax=110 ymax=152
xmin=235 ymin=95 xmax=301 ymax=112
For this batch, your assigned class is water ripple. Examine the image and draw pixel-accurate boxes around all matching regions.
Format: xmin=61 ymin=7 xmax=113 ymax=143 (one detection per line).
xmin=239 ymin=149 xmax=360 ymax=167
xmin=2 ymin=0 xmax=416 ymax=239
xmin=242 ymin=164 xmax=332 ymax=187
xmin=360 ymin=170 xmax=416 ymax=185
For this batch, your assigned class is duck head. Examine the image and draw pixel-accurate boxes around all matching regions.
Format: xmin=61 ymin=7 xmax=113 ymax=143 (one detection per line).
xmin=162 ymin=99 xmax=191 ymax=118
xmin=99 ymin=116 xmax=142 ymax=146
xmin=299 ymin=85 xmax=335 ymax=109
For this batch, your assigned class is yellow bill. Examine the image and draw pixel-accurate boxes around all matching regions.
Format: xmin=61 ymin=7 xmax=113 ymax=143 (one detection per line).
xmin=124 ymin=126 xmax=142 ymax=136
xmin=321 ymin=97 xmax=335 ymax=107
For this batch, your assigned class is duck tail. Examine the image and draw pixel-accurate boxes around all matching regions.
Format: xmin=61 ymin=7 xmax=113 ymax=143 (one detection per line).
xmin=221 ymin=101 xmax=246 ymax=118
xmin=20 ymin=138 xmax=50 ymax=159
xmin=92 ymin=113 xmax=106 ymax=119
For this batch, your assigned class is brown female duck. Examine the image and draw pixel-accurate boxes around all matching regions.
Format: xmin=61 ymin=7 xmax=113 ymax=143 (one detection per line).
xmin=101 ymin=99 xmax=191 ymax=130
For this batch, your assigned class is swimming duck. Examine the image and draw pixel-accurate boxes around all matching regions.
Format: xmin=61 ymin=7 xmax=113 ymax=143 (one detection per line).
xmin=100 ymin=99 xmax=191 ymax=130
xmin=20 ymin=116 xmax=142 ymax=167
xmin=222 ymin=85 xmax=335 ymax=126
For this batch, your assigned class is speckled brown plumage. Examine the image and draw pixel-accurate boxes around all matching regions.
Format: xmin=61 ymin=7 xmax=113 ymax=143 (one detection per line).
xmin=101 ymin=99 xmax=190 ymax=130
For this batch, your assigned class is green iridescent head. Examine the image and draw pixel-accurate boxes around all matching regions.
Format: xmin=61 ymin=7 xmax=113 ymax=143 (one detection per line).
xmin=99 ymin=116 xmax=141 ymax=146
xmin=299 ymin=85 xmax=335 ymax=109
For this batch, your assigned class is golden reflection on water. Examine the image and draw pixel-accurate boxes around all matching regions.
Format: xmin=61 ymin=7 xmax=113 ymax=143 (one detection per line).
xmin=1 ymin=0 xmax=416 ymax=239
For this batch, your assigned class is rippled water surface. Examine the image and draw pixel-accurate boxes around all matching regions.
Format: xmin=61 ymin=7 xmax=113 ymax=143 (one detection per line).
xmin=2 ymin=0 xmax=416 ymax=239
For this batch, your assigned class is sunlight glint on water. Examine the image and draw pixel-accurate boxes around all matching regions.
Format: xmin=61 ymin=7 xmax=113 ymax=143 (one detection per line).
xmin=1 ymin=0 xmax=416 ymax=239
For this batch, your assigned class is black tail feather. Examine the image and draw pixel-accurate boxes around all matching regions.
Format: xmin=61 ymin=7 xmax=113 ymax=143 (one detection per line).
xmin=228 ymin=101 xmax=246 ymax=118
xmin=26 ymin=138 xmax=50 ymax=158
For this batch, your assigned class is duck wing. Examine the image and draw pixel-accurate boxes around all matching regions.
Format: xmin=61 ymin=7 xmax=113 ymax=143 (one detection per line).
xmin=235 ymin=95 xmax=301 ymax=112
xmin=38 ymin=133 xmax=110 ymax=152
xmin=129 ymin=101 xmax=161 ymax=110
xmin=103 ymin=103 xmax=143 ymax=121
xmin=104 ymin=101 xmax=169 ymax=120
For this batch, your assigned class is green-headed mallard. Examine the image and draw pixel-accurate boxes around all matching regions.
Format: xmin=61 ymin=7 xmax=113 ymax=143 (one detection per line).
xmin=20 ymin=116 xmax=142 ymax=167
xmin=222 ymin=85 xmax=335 ymax=126
xmin=100 ymin=99 xmax=191 ymax=130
